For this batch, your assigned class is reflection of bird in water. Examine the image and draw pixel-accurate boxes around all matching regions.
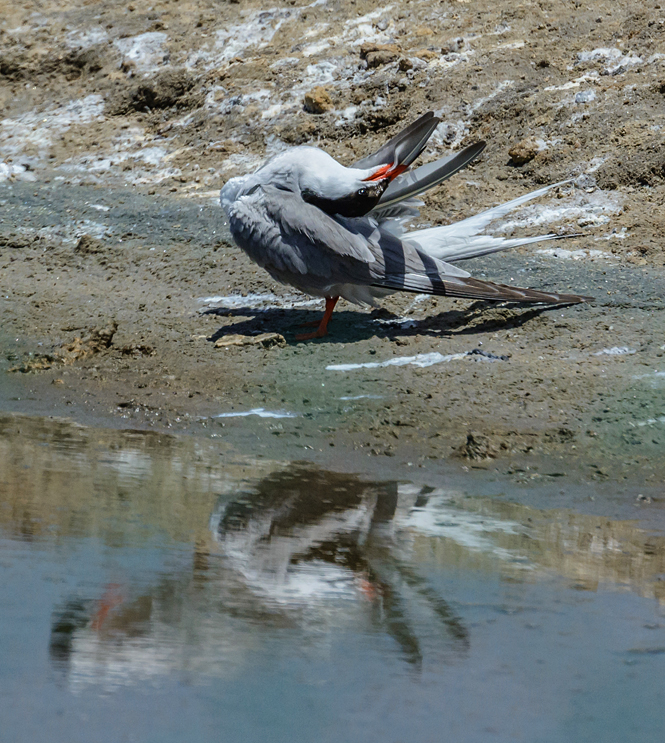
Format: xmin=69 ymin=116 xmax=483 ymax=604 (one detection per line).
xmin=49 ymin=466 xmax=469 ymax=682
xmin=211 ymin=466 xmax=469 ymax=666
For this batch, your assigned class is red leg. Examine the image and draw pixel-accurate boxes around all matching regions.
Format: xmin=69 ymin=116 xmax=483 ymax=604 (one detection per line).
xmin=90 ymin=583 xmax=124 ymax=631
xmin=295 ymin=296 xmax=339 ymax=340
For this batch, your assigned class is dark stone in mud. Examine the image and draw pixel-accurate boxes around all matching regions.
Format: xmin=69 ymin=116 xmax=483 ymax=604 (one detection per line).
xmin=508 ymin=138 xmax=539 ymax=165
xmin=0 ymin=45 xmax=106 ymax=81
xmin=455 ymin=432 xmax=497 ymax=461
xmin=595 ymin=147 xmax=665 ymax=188
xmin=0 ymin=50 xmax=26 ymax=80
xmin=74 ymin=234 xmax=105 ymax=255
xmin=108 ymin=69 xmax=198 ymax=114
xmin=468 ymin=348 xmax=511 ymax=362
xmin=365 ymin=50 xmax=400 ymax=68
xmin=0 ymin=233 xmax=33 ymax=250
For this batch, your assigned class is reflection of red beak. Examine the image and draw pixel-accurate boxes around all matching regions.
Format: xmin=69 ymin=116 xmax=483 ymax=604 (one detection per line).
xmin=363 ymin=161 xmax=409 ymax=182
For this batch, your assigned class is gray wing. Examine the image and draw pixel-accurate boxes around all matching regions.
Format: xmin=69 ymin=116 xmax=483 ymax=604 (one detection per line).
xmin=375 ymin=271 xmax=593 ymax=304
xmin=356 ymin=224 xmax=591 ymax=304
xmin=229 ymin=187 xmax=592 ymax=305
xmin=371 ymin=226 xmax=591 ymax=304
xmin=227 ymin=186 xmax=376 ymax=279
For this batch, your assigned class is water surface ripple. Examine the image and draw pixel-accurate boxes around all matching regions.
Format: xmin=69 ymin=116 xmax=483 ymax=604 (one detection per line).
xmin=1 ymin=414 xmax=664 ymax=742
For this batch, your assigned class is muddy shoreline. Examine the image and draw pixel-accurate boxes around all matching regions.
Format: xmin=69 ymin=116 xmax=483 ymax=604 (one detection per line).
xmin=2 ymin=0 xmax=665 ymax=493
xmin=2 ymin=181 xmax=665 ymax=496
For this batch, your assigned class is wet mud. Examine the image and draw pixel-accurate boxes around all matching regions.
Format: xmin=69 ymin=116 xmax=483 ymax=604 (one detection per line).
xmin=1 ymin=0 xmax=665 ymax=485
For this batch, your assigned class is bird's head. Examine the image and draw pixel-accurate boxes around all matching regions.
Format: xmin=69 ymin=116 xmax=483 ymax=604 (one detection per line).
xmin=282 ymin=147 xmax=393 ymax=217
xmin=220 ymin=146 xmax=404 ymax=219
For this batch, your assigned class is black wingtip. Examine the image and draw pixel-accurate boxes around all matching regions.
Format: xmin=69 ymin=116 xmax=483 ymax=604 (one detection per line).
xmin=352 ymin=111 xmax=442 ymax=170
xmin=377 ymin=140 xmax=488 ymax=208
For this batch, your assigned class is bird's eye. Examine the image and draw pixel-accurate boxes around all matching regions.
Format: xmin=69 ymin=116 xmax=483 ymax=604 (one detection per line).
xmin=358 ymin=188 xmax=367 ymax=197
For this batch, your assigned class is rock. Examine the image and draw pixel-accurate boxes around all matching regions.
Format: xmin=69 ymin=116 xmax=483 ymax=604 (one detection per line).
xmin=365 ymin=50 xmax=400 ymax=68
xmin=9 ymin=322 xmax=118 ymax=373
xmin=455 ymin=432 xmax=497 ymax=461
xmin=414 ymin=49 xmax=438 ymax=62
xmin=574 ymin=173 xmax=597 ymax=189
xmin=366 ymin=51 xmax=400 ymax=68
xmin=359 ymin=42 xmax=401 ymax=59
xmin=303 ymin=86 xmax=333 ymax=114
xmin=575 ymin=89 xmax=596 ymax=104
xmin=398 ymin=58 xmax=414 ymax=71
xmin=442 ymin=37 xmax=464 ymax=54
xmin=508 ymin=138 xmax=539 ymax=165
xmin=214 ymin=333 xmax=286 ymax=349
xmin=414 ymin=26 xmax=434 ymax=37
xmin=107 ymin=68 xmax=198 ymax=115
xmin=359 ymin=43 xmax=402 ymax=67
xmin=74 ymin=234 xmax=105 ymax=254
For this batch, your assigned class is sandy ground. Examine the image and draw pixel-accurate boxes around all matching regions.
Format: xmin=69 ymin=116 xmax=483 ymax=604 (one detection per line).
xmin=1 ymin=0 xmax=664 ymax=486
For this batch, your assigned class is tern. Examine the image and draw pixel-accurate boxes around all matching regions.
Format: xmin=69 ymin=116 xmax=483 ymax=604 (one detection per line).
xmin=220 ymin=112 xmax=592 ymax=340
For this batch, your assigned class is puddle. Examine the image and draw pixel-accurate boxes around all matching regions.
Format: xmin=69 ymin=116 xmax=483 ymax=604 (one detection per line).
xmin=1 ymin=414 xmax=664 ymax=742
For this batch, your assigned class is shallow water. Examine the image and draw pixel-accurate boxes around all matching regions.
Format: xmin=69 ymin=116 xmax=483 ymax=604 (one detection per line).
xmin=1 ymin=414 xmax=664 ymax=743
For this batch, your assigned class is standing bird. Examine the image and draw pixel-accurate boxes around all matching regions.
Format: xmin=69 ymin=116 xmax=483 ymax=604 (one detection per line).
xmin=220 ymin=112 xmax=591 ymax=340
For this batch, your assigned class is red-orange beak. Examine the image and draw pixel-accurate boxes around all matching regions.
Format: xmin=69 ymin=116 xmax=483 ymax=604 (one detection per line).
xmin=363 ymin=161 xmax=409 ymax=182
